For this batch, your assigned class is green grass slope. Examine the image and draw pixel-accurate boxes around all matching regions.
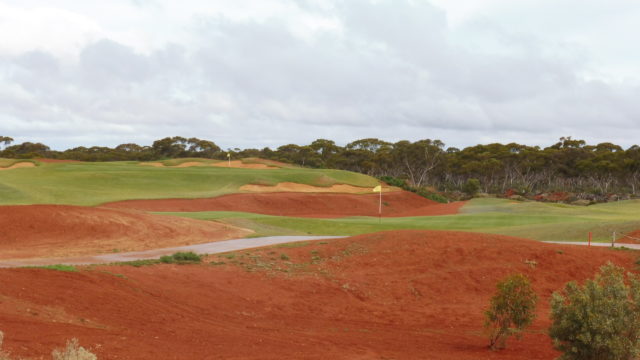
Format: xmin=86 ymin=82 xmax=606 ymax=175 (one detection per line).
xmin=0 ymin=159 xmax=378 ymax=206
xmin=163 ymin=198 xmax=640 ymax=242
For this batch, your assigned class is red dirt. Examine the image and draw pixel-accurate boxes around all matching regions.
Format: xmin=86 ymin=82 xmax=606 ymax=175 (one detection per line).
xmin=103 ymin=191 xmax=465 ymax=218
xmin=0 ymin=230 xmax=634 ymax=359
xmin=617 ymin=229 xmax=640 ymax=244
xmin=0 ymin=205 xmax=252 ymax=260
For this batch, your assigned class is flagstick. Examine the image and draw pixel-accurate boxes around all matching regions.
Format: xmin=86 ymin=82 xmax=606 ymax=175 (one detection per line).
xmin=379 ymin=186 xmax=382 ymax=224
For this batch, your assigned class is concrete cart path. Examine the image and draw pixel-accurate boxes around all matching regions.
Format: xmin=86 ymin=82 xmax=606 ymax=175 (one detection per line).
xmin=544 ymin=241 xmax=640 ymax=250
xmin=0 ymin=235 xmax=346 ymax=268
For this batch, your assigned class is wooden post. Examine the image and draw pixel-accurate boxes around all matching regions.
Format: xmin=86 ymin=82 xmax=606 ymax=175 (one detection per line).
xmin=612 ymin=231 xmax=616 ymax=248
xmin=588 ymin=232 xmax=592 ymax=247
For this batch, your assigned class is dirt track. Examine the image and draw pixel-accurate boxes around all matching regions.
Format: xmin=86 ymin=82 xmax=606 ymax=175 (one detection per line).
xmin=0 ymin=230 xmax=634 ymax=359
xmin=103 ymin=191 xmax=465 ymax=217
xmin=0 ymin=205 xmax=252 ymax=260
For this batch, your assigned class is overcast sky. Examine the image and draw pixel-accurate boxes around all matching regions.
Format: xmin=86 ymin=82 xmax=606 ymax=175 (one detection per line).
xmin=1 ymin=0 xmax=639 ymax=150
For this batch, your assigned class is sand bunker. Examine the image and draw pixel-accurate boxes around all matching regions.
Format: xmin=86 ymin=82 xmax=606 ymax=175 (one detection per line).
xmin=212 ymin=160 xmax=280 ymax=169
xmin=0 ymin=162 xmax=36 ymax=171
xmin=140 ymin=162 xmax=213 ymax=168
xmin=0 ymin=205 xmax=252 ymax=260
xmin=103 ymin=191 xmax=464 ymax=217
xmin=239 ymin=182 xmax=393 ymax=193
xmin=140 ymin=158 xmax=286 ymax=169
xmin=0 ymin=230 xmax=635 ymax=359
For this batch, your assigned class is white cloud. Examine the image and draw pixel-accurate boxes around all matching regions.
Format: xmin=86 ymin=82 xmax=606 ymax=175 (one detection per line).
xmin=1 ymin=0 xmax=640 ymax=151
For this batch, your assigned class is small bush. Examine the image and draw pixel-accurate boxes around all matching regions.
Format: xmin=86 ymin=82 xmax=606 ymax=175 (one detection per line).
xmin=484 ymin=273 xmax=537 ymax=350
xmin=463 ymin=178 xmax=481 ymax=196
xmin=0 ymin=332 xmax=96 ymax=360
xmin=160 ymin=252 xmax=202 ymax=264
xmin=549 ymin=262 xmax=640 ymax=360
xmin=51 ymin=338 xmax=97 ymax=360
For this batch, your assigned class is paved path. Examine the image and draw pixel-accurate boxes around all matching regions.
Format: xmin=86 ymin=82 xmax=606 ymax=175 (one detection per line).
xmin=544 ymin=241 xmax=640 ymax=250
xmin=0 ymin=235 xmax=346 ymax=268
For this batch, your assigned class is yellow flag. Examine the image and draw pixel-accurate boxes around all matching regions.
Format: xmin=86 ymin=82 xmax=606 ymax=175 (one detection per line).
xmin=373 ymin=185 xmax=382 ymax=193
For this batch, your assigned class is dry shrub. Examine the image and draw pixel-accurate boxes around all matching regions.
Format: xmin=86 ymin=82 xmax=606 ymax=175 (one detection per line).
xmin=0 ymin=331 xmax=12 ymax=360
xmin=51 ymin=339 xmax=96 ymax=360
xmin=0 ymin=331 xmax=96 ymax=360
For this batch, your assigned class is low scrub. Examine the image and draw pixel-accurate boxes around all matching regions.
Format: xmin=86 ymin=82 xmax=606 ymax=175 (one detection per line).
xmin=1 ymin=331 xmax=96 ymax=360
xmin=379 ymin=176 xmax=449 ymax=203
xmin=159 ymin=251 xmax=202 ymax=264
xmin=51 ymin=338 xmax=97 ymax=360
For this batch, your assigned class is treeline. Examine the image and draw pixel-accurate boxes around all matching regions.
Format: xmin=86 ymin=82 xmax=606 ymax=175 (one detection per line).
xmin=2 ymin=135 xmax=640 ymax=198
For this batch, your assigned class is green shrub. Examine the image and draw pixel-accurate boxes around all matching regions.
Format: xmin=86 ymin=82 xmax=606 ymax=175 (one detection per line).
xmin=378 ymin=175 xmax=448 ymax=203
xmin=484 ymin=273 xmax=537 ymax=350
xmin=160 ymin=251 xmax=202 ymax=264
xmin=463 ymin=178 xmax=481 ymax=196
xmin=379 ymin=175 xmax=406 ymax=188
xmin=549 ymin=262 xmax=640 ymax=360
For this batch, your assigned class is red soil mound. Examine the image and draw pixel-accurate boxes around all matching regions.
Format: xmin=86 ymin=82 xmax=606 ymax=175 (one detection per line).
xmin=0 ymin=205 xmax=251 ymax=260
xmin=0 ymin=230 xmax=634 ymax=359
xmin=103 ymin=191 xmax=465 ymax=217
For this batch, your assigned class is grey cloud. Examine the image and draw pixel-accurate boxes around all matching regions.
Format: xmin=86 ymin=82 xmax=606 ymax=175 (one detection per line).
xmin=1 ymin=0 xmax=640 ymax=150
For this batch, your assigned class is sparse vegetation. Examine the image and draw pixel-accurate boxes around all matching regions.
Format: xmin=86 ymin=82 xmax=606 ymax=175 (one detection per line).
xmin=549 ymin=262 xmax=640 ymax=360
xmin=159 ymin=252 xmax=202 ymax=264
xmin=0 ymin=330 xmax=10 ymax=360
xmin=29 ymin=264 xmax=78 ymax=272
xmin=51 ymin=338 xmax=97 ymax=360
xmin=0 ymin=332 xmax=96 ymax=360
xmin=484 ymin=273 xmax=537 ymax=350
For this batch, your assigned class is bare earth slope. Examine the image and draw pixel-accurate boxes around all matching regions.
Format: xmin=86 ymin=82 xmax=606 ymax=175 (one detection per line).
xmin=0 ymin=230 xmax=634 ymax=359
xmin=103 ymin=191 xmax=465 ymax=217
xmin=0 ymin=205 xmax=251 ymax=259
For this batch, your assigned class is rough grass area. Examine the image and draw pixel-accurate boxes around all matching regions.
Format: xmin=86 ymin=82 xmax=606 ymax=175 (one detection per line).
xmin=166 ymin=198 xmax=640 ymax=242
xmin=0 ymin=159 xmax=378 ymax=206
xmin=27 ymin=264 xmax=78 ymax=272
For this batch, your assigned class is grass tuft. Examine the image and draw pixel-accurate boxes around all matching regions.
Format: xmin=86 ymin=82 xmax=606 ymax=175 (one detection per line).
xmin=28 ymin=264 xmax=78 ymax=272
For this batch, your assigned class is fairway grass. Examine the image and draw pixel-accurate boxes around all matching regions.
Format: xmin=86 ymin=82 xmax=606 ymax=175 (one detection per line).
xmin=0 ymin=159 xmax=378 ymax=206
xmin=3 ymin=158 xmax=639 ymax=243
xmin=162 ymin=198 xmax=640 ymax=242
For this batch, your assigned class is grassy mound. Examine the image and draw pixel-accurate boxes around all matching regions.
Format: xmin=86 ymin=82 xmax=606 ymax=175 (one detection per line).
xmin=0 ymin=158 xmax=378 ymax=206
